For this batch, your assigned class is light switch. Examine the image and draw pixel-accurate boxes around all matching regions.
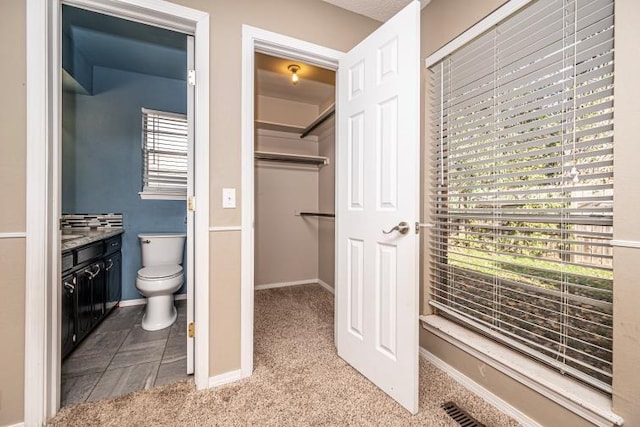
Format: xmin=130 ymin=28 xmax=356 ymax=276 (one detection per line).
xmin=222 ymin=188 xmax=236 ymax=209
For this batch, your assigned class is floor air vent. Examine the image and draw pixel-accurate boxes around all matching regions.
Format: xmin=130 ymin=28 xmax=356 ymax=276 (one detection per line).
xmin=441 ymin=402 xmax=485 ymax=427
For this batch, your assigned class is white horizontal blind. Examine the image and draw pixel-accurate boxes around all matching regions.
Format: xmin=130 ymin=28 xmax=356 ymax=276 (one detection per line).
xmin=141 ymin=108 xmax=188 ymax=195
xmin=429 ymin=0 xmax=614 ymax=392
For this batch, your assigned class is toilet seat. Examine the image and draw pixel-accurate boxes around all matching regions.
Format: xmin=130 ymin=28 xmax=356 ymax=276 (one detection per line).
xmin=137 ymin=264 xmax=183 ymax=280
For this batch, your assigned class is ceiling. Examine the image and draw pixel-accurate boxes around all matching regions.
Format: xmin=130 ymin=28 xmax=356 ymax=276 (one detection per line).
xmin=61 ymin=1 xmax=428 ymax=93
xmin=321 ymin=0 xmax=431 ymax=22
xmin=255 ymin=53 xmax=335 ymax=106
xmin=63 ymin=5 xmax=187 ymax=81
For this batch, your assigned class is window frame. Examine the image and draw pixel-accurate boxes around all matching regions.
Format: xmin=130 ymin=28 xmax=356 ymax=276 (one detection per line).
xmin=139 ymin=107 xmax=188 ymax=200
xmin=426 ymin=0 xmax=614 ymax=394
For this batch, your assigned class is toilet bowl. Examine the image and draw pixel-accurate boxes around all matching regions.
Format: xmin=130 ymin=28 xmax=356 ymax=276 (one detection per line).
xmin=135 ymin=233 xmax=186 ymax=331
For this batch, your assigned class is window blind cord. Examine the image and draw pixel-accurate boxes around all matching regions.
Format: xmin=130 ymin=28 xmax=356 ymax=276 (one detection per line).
xmin=492 ymin=28 xmax=500 ymax=331
xmin=559 ymin=0 xmax=571 ymax=369
xmin=570 ymin=0 xmax=580 ymax=183
xmin=439 ymin=61 xmax=444 ymax=187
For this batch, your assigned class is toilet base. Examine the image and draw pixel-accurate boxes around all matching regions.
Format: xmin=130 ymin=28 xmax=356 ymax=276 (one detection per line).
xmin=141 ymin=294 xmax=177 ymax=331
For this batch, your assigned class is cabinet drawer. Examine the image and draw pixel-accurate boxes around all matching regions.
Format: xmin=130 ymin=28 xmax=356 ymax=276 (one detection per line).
xmin=62 ymin=251 xmax=74 ymax=272
xmin=104 ymin=235 xmax=122 ymax=256
xmin=76 ymin=242 xmax=103 ymax=265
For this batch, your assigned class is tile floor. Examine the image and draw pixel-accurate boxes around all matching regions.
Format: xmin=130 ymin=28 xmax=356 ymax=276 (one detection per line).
xmin=61 ymin=300 xmax=191 ymax=407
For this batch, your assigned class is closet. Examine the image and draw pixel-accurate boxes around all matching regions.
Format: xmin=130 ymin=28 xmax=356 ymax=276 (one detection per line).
xmin=254 ymin=53 xmax=336 ymax=292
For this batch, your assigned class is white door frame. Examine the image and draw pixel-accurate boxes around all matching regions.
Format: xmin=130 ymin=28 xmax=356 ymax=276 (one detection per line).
xmin=240 ymin=26 xmax=344 ymax=376
xmin=25 ymin=0 xmax=209 ymax=424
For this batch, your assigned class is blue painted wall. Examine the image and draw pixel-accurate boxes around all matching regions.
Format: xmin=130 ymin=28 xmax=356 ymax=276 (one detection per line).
xmin=62 ymin=66 xmax=187 ymax=301
xmin=62 ymin=31 xmax=93 ymax=94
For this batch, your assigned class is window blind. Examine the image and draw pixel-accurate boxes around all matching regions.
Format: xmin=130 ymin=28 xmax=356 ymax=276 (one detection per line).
xmin=429 ymin=0 xmax=614 ymax=392
xmin=141 ymin=108 xmax=188 ymax=195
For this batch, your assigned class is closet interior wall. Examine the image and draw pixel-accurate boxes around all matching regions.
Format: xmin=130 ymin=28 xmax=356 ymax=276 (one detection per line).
xmin=317 ymin=117 xmax=335 ymax=289
xmin=254 ymin=94 xmax=335 ymax=289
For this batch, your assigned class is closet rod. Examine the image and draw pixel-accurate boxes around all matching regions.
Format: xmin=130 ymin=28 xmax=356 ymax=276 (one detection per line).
xmin=299 ymin=212 xmax=335 ymax=218
xmin=254 ymin=151 xmax=328 ymax=166
xmin=300 ymin=104 xmax=335 ymax=139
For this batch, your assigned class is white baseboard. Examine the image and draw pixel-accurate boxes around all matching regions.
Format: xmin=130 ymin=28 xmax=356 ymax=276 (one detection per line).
xmin=208 ymin=369 xmax=242 ymax=388
xmin=118 ymin=293 xmax=187 ymax=307
xmin=5 ymin=422 xmax=24 ymax=427
xmin=254 ymin=279 xmax=318 ymax=291
xmin=118 ymin=298 xmax=147 ymax=307
xmin=419 ymin=346 xmax=542 ymax=427
xmin=254 ymin=279 xmax=335 ymax=294
xmin=317 ymin=279 xmax=335 ymax=294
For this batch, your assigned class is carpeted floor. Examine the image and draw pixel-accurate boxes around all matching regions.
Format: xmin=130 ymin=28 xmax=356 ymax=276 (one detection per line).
xmin=50 ymin=285 xmax=518 ymax=426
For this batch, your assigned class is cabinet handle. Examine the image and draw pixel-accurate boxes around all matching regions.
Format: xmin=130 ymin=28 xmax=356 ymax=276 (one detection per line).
xmin=85 ymin=264 xmax=101 ymax=280
xmin=105 ymin=259 xmax=114 ymax=271
xmin=64 ymin=282 xmax=75 ymax=293
xmin=110 ymin=242 xmax=118 ymax=247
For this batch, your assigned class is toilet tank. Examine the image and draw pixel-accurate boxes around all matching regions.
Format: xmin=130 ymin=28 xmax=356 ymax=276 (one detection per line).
xmin=139 ymin=233 xmax=186 ymax=267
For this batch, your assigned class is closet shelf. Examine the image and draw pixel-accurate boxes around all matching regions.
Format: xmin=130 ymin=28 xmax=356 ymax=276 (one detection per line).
xmin=255 ymin=103 xmax=335 ymax=139
xmin=254 ymin=151 xmax=329 ymax=166
xmin=299 ymin=212 xmax=335 ymax=218
xmin=300 ymin=104 xmax=335 ymax=139
xmin=255 ymin=120 xmax=305 ymax=134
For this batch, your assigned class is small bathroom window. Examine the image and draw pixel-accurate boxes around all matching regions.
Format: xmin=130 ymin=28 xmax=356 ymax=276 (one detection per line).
xmin=139 ymin=107 xmax=188 ymax=200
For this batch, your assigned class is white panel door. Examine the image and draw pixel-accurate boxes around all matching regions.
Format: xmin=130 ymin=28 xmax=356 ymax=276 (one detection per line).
xmin=186 ymin=35 xmax=195 ymax=375
xmin=336 ymin=1 xmax=420 ymax=414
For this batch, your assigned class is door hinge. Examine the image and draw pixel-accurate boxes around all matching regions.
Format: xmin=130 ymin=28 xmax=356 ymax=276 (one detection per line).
xmin=187 ymin=196 xmax=196 ymax=212
xmin=188 ymin=69 xmax=196 ymax=86
xmin=188 ymin=322 xmax=195 ymax=338
xmin=415 ymin=221 xmax=435 ymax=234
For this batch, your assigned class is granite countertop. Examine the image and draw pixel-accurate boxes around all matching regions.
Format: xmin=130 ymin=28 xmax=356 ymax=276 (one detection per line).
xmin=61 ymin=228 xmax=124 ymax=252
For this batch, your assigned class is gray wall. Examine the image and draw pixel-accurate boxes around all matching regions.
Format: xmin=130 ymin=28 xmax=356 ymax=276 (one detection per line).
xmin=62 ymin=66 xmax=187 ymax=301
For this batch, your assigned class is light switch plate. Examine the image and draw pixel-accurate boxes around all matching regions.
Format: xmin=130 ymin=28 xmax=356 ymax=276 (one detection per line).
xmin=222 ymin=188 xmax=236 ymax=209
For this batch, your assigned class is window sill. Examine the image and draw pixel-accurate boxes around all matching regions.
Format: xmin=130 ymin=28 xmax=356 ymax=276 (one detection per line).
xmin=420 ymin=315 xmax=623 ymax=427
xmin=139 ymin=192 xmax=186 ymax=201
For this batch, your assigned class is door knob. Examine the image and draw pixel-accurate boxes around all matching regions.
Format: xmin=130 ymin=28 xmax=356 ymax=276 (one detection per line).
xmin=383 ymin=221 xmax=410 ymax=235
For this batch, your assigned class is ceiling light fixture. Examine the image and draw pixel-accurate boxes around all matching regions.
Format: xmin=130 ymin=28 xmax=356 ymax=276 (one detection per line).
xmin=288 ymin=64 xmax=300 ymax=85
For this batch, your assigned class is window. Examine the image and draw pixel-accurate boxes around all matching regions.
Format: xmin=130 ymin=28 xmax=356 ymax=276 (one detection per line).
xmin=140 ymin=108 xmax=188 ymax=199
xmin=429 ymin=0 xmax=614 ymax=392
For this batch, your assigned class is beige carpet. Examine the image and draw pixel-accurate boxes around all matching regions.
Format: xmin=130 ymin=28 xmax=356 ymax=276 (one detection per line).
xmin=50 ymin=285 xmax=518 ymax=426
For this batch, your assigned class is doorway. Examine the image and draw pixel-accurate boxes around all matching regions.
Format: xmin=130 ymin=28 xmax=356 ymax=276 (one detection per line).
xmin=240 ymin=27 xmax=343 ymax=378
xmin=59 ymin=4 xmax=193 ymax=406
xmin=252 ymin=52 xmax=337 ymax=362
xmin=242 ymin=2 xmax=420 ymax=413
xmin=25 ymin=1 xmax=209 ymax=423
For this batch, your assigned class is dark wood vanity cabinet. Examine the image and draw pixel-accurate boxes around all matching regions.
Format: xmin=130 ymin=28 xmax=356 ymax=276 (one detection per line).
xmin=75 ymin=265 xmax=94 ymax=344
xmin=104 ymin=235 xmax=122 ymax=314
xmin=61 ymin=234 xmax=122 ymax=359
xmin=104 ymin=251 xmax=122 ymax=313
xmin=61 ymin=274 xmax=76 ymax=359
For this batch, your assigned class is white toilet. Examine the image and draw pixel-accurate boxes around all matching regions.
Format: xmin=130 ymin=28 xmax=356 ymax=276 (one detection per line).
xmin=136 ymin=233 xmax=186 ymax=331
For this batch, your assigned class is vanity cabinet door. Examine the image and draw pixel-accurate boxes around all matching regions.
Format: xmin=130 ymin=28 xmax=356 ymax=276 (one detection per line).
xmin=76 ymin=267 xmax=93 ymax=342
xmin=89 ymin=261 xmax=106 ymax=325
xmin=105 ymin=251 xmax=122 ymax=313
xmin=61 ymin=274 xmax=76 ymax=359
